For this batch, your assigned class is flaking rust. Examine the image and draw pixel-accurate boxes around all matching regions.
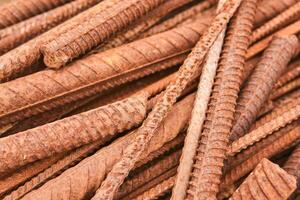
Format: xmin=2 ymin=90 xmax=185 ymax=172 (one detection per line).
xmin=185 ymin=0 xmax=257 ymax=199
xmin=230 ymin=158 xmax=296 ymax=200
xmin=0 ymin=93 xmax=148 ymax=176
xmin=0 ymin=0 xmax=103 ymax=55
xmin=94 ymin=0 xmax=243 ymax=199
xmin=0 ymin=18 xmax=208 ymax=125
xmin=230 ymin=35 xmax=300 ymax=142
xmin=0 ymin=0 xmax=72 ymax=29
xmin=41 ymin=0 xmax=168 ymax=68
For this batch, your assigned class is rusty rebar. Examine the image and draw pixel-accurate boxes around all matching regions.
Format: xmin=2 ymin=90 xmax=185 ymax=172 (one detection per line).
xmin=116 ymin=149 xmax=181 ymax=199
xmin=0 ymin=17 xmax=209 ymax=125
xmin=0 ymin=93 xmax=148 ymax=176
xmin=271 ymin=77 xmax=300 ymax=100
xmin=275 ymin=59 xmax=300 ymax=89
xmin=0 ymin=0 xmax=73 ymax=29
xmin=20 ymin=94 xmax=194 ymax=200
xmin=251 ymin=1 xmax=300 ymax=44
xmin=171 ymin=0 xmax=227 ymax=199
xmin=230 ymin=158 xmax=296 ymax=200
xmin=226 ymin=121 xmax=299 ymax=174
xmin=95 ymin=0 xmax=194 ymax=52
xmin=185 ymin=0 xmax=257 ymax=198
xmin=230 ymin=35 xmax=299 ymax=142
xmin=42 ymin=0 xmax=168 ymax=68
xmin=254 ymin=0 xmax=298 ymax=28
xmin=131 ymin=173 xmax=176 ymax=200
xmin=0 ymin=153 xmax=65 ymax=198
xmin=140 ymin=0 xmax=217 ymax=38
xmin=221 ymin=125 xmax=300 ymax=198
xmin=93 ymin=1 xmax=242 ymax=199
xmin=247 ymin=20 xmax=300 ymax=58
xmin=0 ymin=0 xmax=119 ymax=82
xmin=228 ymin=101 xmax=300 ymax=156
xmin=283 ymin=144 xmax=300 ymax=197
xmin=0 ymin=0 xmax=103 ymax=55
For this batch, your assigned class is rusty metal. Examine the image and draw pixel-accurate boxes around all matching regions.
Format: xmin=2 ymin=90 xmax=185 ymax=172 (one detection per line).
xmin=94 ymin=1 xmax=242 ymax=199
xmin=116 ymin=149 xmax=181 ymax=199
xmin=271 ymin=77 xmax=300 ymax=100
xmin=250 ymin=95 xmax=300 ymax=131
xmin=70 ymin=71 xmax=177 ymax=116
xmin=171 ymin=0 xmax=227 ymax=199
xmin=0 ymin=0 xmax=119 ymax=82
xmin=140 ymin=0 xmax=217 ymax=38
xmin=283 ymin=144 xmax=300 ymax=197
xmin=275 ymin=59 xmax=300 ymax=88
xmin=96 ymin=0 xmax=194 ymax=52
xmin=0 ymin=0 xmax=103 ymax=55
xmin=247 ymin=20 xmax=300 ymax=58
xmin=220 ymin=125 xmax=300 ymax=198
xmin=254 ymin=0 xmax=298 ymax=28
xmin=230 ymin=158 xmax=296 ymax=200
xmin=230 ymin=35 xmax=299 ymax=141
xmin=226 ymin=121 xmax=299 ymax=174
xmin=0 ymin=17 xmax=208 ymax=125
xmin=251 ymin=1 xmax=300 ymax=44
xmin=0 ymin=93 xmax=148 ymax=176
xmin=0 ymin=0 xmax=73 ymax=29
xmin=20 ymin=94 xmax=194 ymax=200
xmin=130 ymin=173 xmax=176 ymax=200
xmin=228 ymin=101 xmax=300 ymax=156
xmin=42 ymin=0 xmax=168 ymax=68
xmin=0 ymin=153 xmax=65 ymax=198
xmin=184 ymin=0 xmax=257 ymax=199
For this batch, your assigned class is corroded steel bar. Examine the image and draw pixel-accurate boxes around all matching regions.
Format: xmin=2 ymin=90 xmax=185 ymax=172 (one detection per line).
xmin=116 ymin=150 xmax=181 ymax=199
xmin=171 ymin=0 xmax=227 ymax=199
xmin=271 ymin=77 xmax=300 ymax=100
xmin=94 ymin=1 xmax=243 ymax=199
xmin=230 ymin=159 xmax=296 ymax=200
xmin=221 ymin=125 xmax=300 ymax=198
xmin=275 ymin=59 xmax=300 ymax=89
xmin=0 ymin=0 xmax=73 ymax=29
xmin=228 ymin=102 xmax=300 ymax=156
xmin=0 ymin=18 xmax=208 ymax=125
xmin=0 ymin=0 xmax=103 ymax=55
xmin=0 ymin=0 xmax=119 ymax=82
xmin=42 ymin=0 xmax=168 ymax=68
xmin=20 ymin=94 xmax=194 ymax=200
xmin=230 ymin=35 xmax=299 ymax=141
xmin=251 ymin=1 xmax=300 ymax=44
xmin=254 ymin=0 xmax=298 ymax=28
xmin=0 ymin=93 xmax=148 ymax=176
xmin=185 ymin=0 xmax=257 ymax=198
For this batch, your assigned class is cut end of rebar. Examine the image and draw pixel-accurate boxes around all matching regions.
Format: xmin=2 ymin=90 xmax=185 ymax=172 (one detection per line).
xmin=41 ymin=45 xmax=68 ymax=69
